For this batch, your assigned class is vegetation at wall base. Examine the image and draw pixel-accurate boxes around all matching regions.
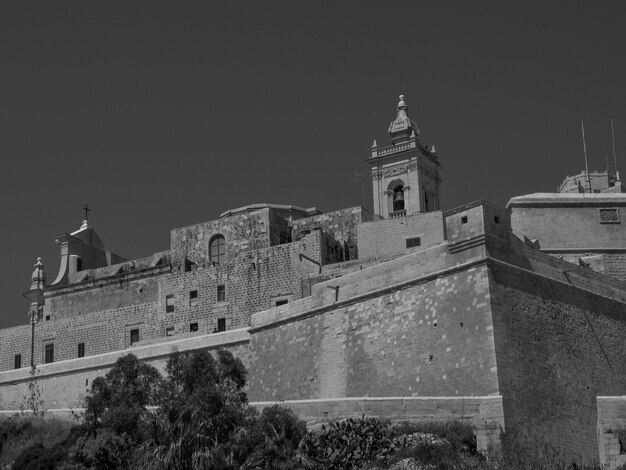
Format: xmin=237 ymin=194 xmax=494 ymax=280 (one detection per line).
xmin=0 ymin=351 xmax=616 ymax=469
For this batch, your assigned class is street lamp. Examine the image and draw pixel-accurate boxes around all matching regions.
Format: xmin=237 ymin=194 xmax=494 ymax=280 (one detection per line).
xmin=22 ymin=258 xmax=46 ymax=367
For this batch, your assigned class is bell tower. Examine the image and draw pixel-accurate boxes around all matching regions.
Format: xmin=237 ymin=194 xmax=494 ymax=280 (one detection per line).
xmin=368 ymin=95 xmax=442 ymax=219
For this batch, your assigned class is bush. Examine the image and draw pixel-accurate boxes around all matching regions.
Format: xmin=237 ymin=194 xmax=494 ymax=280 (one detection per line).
xmin=0 ymin=416 xmax=75 ymax=469
xmin=309 ymin=416 xmax=395 ymax=469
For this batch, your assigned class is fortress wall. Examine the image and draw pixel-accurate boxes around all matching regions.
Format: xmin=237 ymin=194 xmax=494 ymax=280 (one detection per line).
xmin=292 ymin=207 xmax=369 ymax=261
xmin=46 ymin=269 xmax=168 ymax=321
xmin=509 ymin=198 xmax=626 ymax=251
xmin=0 ymin=232 xmax=321 ymax=373
xmin=246 ymin=260 xmax=498 ymax=402
xmin=489 ymin=259 xmax=626 ymax=464
xmin=170 ymin=208 xmax=274 ymax=267
xmin=605 ymin=253 xmax=626 ymax=280
xmin=357 ymin=211 xmax=445 ymax=260
xmin=0 ymin=329 xmax=251 ymax=410
xmin=597 ymin=397 xmax=626 ymax=470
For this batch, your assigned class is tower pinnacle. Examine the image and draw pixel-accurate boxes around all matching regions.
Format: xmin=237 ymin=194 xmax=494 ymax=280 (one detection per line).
xmin=388 ymin=94 xmax=420 ymax=144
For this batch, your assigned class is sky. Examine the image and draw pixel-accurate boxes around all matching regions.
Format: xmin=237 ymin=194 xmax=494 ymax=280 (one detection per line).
xmin=1 ymin=1 xmax=625 ymax=329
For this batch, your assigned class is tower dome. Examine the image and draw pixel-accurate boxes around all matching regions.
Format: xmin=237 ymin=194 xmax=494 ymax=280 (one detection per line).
xmin=388 ymin=94 xmax=420 ymax=144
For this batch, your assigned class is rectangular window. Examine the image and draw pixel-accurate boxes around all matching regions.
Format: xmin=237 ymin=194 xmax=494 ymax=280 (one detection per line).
xmin=130 ymin=329 xmax=139 ymax=346
xmin=166 ymin=294 xmax=175 ymax=313
xmin=494 ymin=216 xmax=500 ymax=224
xmin=14 ymin=354 xmax=21 ymax=369
xmin=190 ymin=323 xmax=198 ymax=332
xmin=406 ymin=237 xmax=421 ymax=248
xmin=44 ymin=344 xmax=54 ymax=364
xmin=189 ymin=290 xmax=198 ymax=307
xmin=45 ymin=315 xmax=50 ymax=321
xmin=77 ymin=343 xmax=85 ymax=358
xmin=275 ymin=299 xmax=288 ymax=307
xmin=166 ymin=326 xmax=174 ymax=337
xmin=217 ymin=318 xmax=226 ymax=332
xmin=217 ymin=285 xmax=226 ymax=302
xmin=461 ymin=215 xmax=468 ymax=224
xmin=76 ymin=258 xmax=83 ymax=272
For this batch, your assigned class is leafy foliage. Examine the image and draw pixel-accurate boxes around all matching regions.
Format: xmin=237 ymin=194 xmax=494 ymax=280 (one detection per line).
xmin=310 ymin=416 xmax=396 ymax=469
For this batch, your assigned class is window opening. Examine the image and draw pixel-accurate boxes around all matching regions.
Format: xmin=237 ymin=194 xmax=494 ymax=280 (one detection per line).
xmin=189 ymin=290 xmax=198 ymax=307
xmin=14 ymin=354 xmax=21 ymax=369
xmin=166 ymin=294 xmax=175 ymax=313
xmin=166 ymin=327 xmax=174 ymax=337
xmin=130 ymin=329 xmax=139 ymax=346
xmin=78 ymin=343 xmax=85 ymax=358
xmin=209 ymin=235 xmax=226 ymax=265
xmin=44 ymin=343 xmax=54 ymax=364
xmin=406 ymin=237 xmax=421 ymax=248
xmin=190 ymin=323 xmax=198 ymax=332
xmin=217 ymin=318 xmax=226 ymax=332
xmin=76 ymin=258 xmax=83 ymax=272
xmin=275 ymin=299 xmax=288 ymax=307
xmin=217 ymin=284 xmax=226 ymax=302
xmin=461 ymin=215 xmax=468 ymax=224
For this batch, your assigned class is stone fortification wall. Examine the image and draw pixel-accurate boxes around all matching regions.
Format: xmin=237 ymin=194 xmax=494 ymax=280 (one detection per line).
xmin=246 ymin=252 xmax=497 ymax=402
xmin=597 ymin=397 xmax=626 ymax=470
xmin=0 ymin=231 xmax=322 ymax=372
xmin=0 ymin=329 xmax=251 ymax=410
xmin=358 ymin=211 xmax=445 ymax=260
xmin=170 ymin=208 xmax=274 ymax=267
xmin=489 ymin=258 xmax=626 ymax=464
xmin=291 ymin=207 xmax=370 ymax=261
xmin=508 ymin=193 xmax=626 ymax=279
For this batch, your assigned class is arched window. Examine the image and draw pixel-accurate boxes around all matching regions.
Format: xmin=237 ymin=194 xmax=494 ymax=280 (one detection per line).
xmin=209 ymin=235 xmax=226 ymax=265
xmin=393 ymin=185 xmax=405 ymax=212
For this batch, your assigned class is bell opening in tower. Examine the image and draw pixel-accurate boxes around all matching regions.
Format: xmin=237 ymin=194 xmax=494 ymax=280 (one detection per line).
xmin=393 ymin=185 xmax=405 ymax=212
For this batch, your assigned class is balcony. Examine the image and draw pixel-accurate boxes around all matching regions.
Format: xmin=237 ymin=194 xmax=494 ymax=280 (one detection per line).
xmin=389 ymin=209 xmax=406 ymax=218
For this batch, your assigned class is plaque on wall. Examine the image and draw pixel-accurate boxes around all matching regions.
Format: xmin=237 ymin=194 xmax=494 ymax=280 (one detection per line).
xmin=599 ymin=208 xmax=620 ymax=224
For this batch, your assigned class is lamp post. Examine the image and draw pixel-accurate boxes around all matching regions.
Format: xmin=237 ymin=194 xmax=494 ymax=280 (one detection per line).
xmin=22 ymin=258 xmax=46 ymax=367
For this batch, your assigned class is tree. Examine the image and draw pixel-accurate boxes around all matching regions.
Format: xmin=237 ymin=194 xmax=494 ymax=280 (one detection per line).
xmin=137 ymin=349 xmax=250 ymax=470
xmin=70 ymin=354 xmax=162 ymax=469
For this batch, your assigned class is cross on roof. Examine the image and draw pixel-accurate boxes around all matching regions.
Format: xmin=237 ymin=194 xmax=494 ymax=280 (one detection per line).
xmin=83 ymin=204 xmax=90 ymax=221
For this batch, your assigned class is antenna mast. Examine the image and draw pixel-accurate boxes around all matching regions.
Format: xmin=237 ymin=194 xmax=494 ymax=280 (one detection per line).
xmin=581 ymin=119 xmax=592 ymax=192
xmin=611 ymin=119 xmax=619 ymax=181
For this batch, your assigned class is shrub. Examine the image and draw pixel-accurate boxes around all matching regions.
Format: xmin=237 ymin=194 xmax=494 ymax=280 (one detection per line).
xmin=0 ymin=416 xmax=75 ymax=469
xmin=309 ymin=416 xmax=395 ymax=469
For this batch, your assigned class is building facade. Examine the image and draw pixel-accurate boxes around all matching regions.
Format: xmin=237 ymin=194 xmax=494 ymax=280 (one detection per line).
xmin=1 ymin=95 xmax=626 ymax=466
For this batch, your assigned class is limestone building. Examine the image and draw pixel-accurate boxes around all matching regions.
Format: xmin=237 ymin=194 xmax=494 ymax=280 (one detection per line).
xmin=2 ymin=95 xmax=626 ymax=467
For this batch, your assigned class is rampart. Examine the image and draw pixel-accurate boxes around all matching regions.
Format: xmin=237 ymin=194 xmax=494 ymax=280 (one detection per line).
xmin=2 ymin=201 xmax=626 ymax=465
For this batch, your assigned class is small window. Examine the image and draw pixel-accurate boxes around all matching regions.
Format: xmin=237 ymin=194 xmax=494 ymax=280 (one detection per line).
xmin=166 ymin=327 xmax=174 ymax=337
xmin=461 ymin=215 xmax=468 ymax=224
xmin=494 ymin=216 xmax=500 ymax=224
xmin=217 ymin=284 xmax=226 ymax=302
xmin=77 ymin=343 xmax=85 ymax=358
xmin=189 ymin=290 xmax=198 ymax=307
xmin=217 ymin=318 xmax=226 ymax=332
xmin=166 ymin=294 xmax=175 ymax=313
xmin=45 ymin=315 xmax=50 ymax=321
xmin=406 ymin=237 xmax=421 ymax=248
xmin=44 ymin=344 xmax=54 ymax=364
xmin=14 ymin=354 xmax=21 ymax=369
xmin=76 ymin=258 xmax=83 ymax=272
xmin=190 ymin=323 xmax=198 ymax=332
xmin=209 ymin=235 xmax=226 ymax=265
xmin=275 ymin=299 xmax=288 ymax=307
xmin=130 ymin=329 xmax=139 ymax=346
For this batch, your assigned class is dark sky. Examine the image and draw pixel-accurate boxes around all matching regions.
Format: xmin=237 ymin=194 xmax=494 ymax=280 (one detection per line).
xmin=1 ymin=1 xmax=625 ymax=329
